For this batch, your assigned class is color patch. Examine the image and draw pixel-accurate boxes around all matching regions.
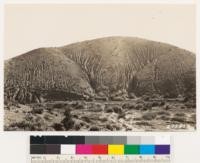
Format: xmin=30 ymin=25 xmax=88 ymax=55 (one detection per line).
xmin=41 ymin=136 xmax=85 ymax=144
xmin=45 ymin=144 xmax=60 ymax=154
xmin=98 ymin=136 xmax=113 ymax=144
xmin=155 ymin=145 xmax=170 ymax=154
xmin=30 ymin=145 xmax=45 ymax=154
xmin=108 ymin=145 xmax=124 ymax=155
xmin=127 ymin=136 xmax=141 ymax=144
xmin=92 ymin=145 xmax=108 ymax=154
xmin=85 ymin=136 xmax=100 ymax=144
xmin=140 ymin=145 xmax=155 ymax=155
xmin=155 ymin=136 xmax=170 ymax=145
xmin=124 ymin=145 xmax=140 ymax=154
xmin=30 ymin=136 xmax=45 ymax=144
xmin=141 ymin=136 xmax=155 ymax=144
xmin=76 ymin=145 xmax=92 ymax=154
xmin=112 ymin=137 xmax=127 ymax=144
xmin=61 ymin=145 xmax=76 ymax=154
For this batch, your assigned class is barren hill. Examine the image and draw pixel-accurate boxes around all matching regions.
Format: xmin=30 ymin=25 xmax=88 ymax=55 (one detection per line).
xmin=4 ymin=36 xmax=196 ymax=103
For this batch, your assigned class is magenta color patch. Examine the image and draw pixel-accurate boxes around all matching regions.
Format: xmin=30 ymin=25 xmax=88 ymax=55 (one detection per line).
xmin=76 ymin=145 xmax=93 ymax=154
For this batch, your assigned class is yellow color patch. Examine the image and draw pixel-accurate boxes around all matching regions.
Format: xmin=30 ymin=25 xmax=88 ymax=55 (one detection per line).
xmin=108 ymin=145 xmax=124 ymax=155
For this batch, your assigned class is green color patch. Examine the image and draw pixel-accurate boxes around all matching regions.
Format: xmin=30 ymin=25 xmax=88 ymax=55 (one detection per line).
xmin=124 ymin=145 xmax=140 ymax=154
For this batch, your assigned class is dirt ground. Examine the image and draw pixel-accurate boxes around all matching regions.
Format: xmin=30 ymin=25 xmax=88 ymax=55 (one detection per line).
xmin=4 ymin=97 xmax=196 ymax=131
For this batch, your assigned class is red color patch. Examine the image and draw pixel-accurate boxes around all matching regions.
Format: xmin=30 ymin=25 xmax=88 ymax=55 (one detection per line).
xmin=92 ymin=145 xmax=108 ymax=154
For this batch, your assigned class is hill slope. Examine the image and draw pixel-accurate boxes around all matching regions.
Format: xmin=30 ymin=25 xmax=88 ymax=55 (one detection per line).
xmin=4 ymin=36 xmax=196 ymax=103
xmin=4 ymin=48 xmax=94 ymax=103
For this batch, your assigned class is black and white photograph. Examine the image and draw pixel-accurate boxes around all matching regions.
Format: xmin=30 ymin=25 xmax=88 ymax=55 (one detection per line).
xmin=4 ymin=4 xmax=196 ymax=131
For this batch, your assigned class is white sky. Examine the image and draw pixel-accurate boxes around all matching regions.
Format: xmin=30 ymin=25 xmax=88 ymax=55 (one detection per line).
xmin=4 ymin=4 xmax=196 ymax=59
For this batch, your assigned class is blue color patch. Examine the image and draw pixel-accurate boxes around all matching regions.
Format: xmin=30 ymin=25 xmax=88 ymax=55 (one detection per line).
xmin=140 ymin=145 xmax=155 ymax=154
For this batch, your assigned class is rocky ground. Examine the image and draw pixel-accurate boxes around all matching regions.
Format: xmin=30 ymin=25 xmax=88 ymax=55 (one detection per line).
xmin=4 ymin=97 xmax=196 ymax=131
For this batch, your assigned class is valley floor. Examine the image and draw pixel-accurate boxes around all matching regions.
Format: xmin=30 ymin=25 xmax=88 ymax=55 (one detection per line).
xmin=4 ymin=98 xmax=196 ymax=131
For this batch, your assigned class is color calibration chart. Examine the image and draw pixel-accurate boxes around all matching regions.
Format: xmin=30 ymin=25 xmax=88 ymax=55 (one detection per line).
xmin=30 ymin=136 xmax=171 ymax=163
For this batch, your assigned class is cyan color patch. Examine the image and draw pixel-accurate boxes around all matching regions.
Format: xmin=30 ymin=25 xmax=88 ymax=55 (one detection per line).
xmin=140 ymin=145 xmax=155 ymax=154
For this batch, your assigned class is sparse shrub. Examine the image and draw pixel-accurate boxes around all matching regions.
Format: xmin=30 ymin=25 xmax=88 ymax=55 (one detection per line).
xmin=144 ymin=102 xmax=153 ymax=109
xmin=157 ymin=111 xmax=170 ymax=116
xmin=152 ymin=101 xmax=160 ymax=107
xmin=122 ymin=103 xmax=136 ymax=109
xmin=106 ymin=124 xmax=114 ymax=130
xmin=74 ymin=123 xmax=81 ymax=130
xmin=88 ymin=103 xmax=104 ymax=112
xmin=105 ymin=108 xmax=113 ymax=113
xmin=151 ymin=94 xmax=161 ymax=99
xmin=118 ymin=113 xmax=125 ymax=119
xmin=113 ymin=106 xmax=122 ymax=114
xmin=180 ymin=105 xmax=186 ymax=109
xmin=62 ymin=109 xmax=74 ymax=130
xmin=110 ymin=124 xmax=121 ymax=131
xmin=81 ymin=116 xmax=91 ymax=123
xmin=90 ymin=126 xmax=100 ymax=131
xmin=69 ymin=101 xmax=85 ymax=109
xmin=133 ymin=117 xmax=142 ymax=121
xmin=10 ymin=121 xmax=33 ymax=130
xmin=99 ymin=116 xmax=108 ymax=122
xmin=135 ymin=121 xmax=151 ymax=126
xmin=73 ymin=120 xmax=86 ymax=130
xmin=104 ymin=104 xmax=114 ymax=113
xmin=136 ymin=98 xmax=143 ymax=104
xmin=96 ymin=96 xmax=109 ymax=101
xmin=135 ymin=103 xmax=143 ymax=110
xmin=44 ymin=114 xmax=51 ymax=120
xmin=64 ymin=108 xmax=72 ymax=117
xmin=62 ymin=118 xmax=74 ymax=130
xmin=73 ymin=115 xmax=79 ymax=118
xmin=31 ymin=107 xmax=43 ymax=114
xmin=111 ymin=96 xmax=125 ymax=101
xmin=9 ymin=116 xmax=46 ymax=131
xmin=14 ymin=110 xmax=19 ymax=113
xmin=182 ymin=97 xmax=189 ymax=102
xmin=142 ymin=95 xmax=150 ymax=101
xmin=190 ymin=114 xmax=196 ymax=120
xmin=52 ymin=102 xmax=67 ymax=108
xmin=142 ymin=112 xmax=157 ymax=120
xmin=185 ymin=102 xmax=196 ymax=109
xmin=171 ymin=112 xmax=187 ymax=123
xmin=75 ymin=102 xmax=86 ymax=110
xmin=189 ymin=114 xmax=196 ymax=124
xmin=174 ymin=113 xmax=186 ymax=117
xmin=141 ymin=107 xmax=148 ymax=111
xmin=171 ymin=117 xmax=186 ymax=123
xmin=159 ymin=101 xmax=165 ymax=106
xmin=25 ymin=114 xmax=34 ymax=121
xmin=32 ymin=117 xmax=46 ymax=131
xmin=129 ymin=93 xmax=137 ymax=99
xmin=70 ymin=101 xmax=79 ymax=107
xmin=158 ymin=115 xmax=170 ymax=121
xmin=163 ymin=104 xmax=171 ymax=110
xmin=53 ymin=123 xmax=63 ymax=131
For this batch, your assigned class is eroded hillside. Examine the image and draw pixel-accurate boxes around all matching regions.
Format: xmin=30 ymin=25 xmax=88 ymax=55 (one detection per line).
xmin=4 ymin=37 xmax=195 ymax=103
